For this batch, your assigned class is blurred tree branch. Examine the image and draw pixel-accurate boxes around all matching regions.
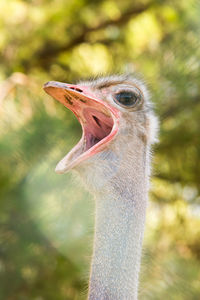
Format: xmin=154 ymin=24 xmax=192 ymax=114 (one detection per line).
xmin=0 ymin=73 xmax=29 ymax=109
xmin=161 ymin=96 xmax=200 ymax=120
xmin=155 ymin=173 xmax=184 ymax=183
xmin=24 ymin=1 xmax=158 ymax=70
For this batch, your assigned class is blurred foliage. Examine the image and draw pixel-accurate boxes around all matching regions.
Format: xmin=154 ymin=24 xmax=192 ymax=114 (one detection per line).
xmin=0 ymin=0 xmax=200 ymax=299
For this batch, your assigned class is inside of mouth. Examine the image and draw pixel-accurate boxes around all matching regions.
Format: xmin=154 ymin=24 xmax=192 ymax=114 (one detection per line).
xmin=82 ymin=108 xmax=114 ymax=152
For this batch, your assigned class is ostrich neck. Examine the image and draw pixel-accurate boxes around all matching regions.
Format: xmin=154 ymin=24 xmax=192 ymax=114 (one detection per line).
xmin=88 ymin=146 xmax=150 ymax=300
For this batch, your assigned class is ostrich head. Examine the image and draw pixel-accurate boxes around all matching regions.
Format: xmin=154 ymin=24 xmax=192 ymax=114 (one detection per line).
xmin=44 ymin=75 xmax=158 ymax=191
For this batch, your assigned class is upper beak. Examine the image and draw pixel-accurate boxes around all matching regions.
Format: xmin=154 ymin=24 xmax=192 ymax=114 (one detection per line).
xmin=43 ymin=81 xmax=118 ymax=120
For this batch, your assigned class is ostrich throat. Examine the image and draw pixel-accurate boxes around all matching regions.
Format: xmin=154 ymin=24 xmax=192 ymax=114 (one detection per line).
xmin=85 ymin=138 xmax=149 ymax=300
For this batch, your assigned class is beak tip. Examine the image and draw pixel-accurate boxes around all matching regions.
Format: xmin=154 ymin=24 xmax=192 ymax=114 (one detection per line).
xmin=43 ymin=82 xmax=50 ymax=94
xmin=43 ymin=81 xmax=49 ymax=87
xmin=43 ymin=81 xmax=70 ymax=95
xmin=55 ymin=163 xmax=67 ymax=174
xmin=43 ymin=81 xmax=53 ymax=92
xmin=55 ymin=166 xmax=62 ymax=174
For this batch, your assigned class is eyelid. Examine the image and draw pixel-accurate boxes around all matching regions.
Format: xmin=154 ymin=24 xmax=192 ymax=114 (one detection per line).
xmin=115 ymin=90 xmax=141 ymax=100
xmin=116 ymin=88 xmax=141 ymax=97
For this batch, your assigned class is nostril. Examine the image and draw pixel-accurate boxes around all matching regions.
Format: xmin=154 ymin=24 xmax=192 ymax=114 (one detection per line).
xmin=76 ymin=88 xmax=83 ymax=93
xmin=69 ymin=86 xmax=83 ymax=93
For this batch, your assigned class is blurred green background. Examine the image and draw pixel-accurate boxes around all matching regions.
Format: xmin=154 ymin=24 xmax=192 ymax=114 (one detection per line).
xmin=0 ymin=0 xmax=200 ymax=299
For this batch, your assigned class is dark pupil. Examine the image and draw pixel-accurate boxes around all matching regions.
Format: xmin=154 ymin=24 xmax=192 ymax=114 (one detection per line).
xmin=115 ymin=91 xmax=138 ymax=107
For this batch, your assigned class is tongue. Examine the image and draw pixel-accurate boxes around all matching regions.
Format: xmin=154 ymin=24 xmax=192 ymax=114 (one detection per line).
xmin=85 ymin=132 xmax=101 ymax=151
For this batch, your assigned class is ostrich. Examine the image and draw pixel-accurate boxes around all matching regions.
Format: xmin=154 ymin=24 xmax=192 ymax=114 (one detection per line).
xmin=43 ymin=75 xmax=158 ymax=300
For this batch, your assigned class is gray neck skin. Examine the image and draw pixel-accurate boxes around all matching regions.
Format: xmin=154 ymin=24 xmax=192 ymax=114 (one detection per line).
xmin=79 ymin=139 xmax=150 ymax=300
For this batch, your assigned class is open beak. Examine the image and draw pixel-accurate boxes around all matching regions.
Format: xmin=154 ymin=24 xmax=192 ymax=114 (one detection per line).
xmin=43 ymin=81 xmax=120 ymax=173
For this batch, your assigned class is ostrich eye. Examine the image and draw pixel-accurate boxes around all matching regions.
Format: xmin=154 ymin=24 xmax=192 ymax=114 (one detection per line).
xmin=114 ymin=91 xmax=140 ymax=108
